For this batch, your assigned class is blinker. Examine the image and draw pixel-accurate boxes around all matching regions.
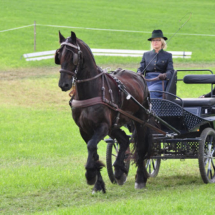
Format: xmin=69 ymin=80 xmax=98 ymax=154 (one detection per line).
xmin=73 ymin=53 xmax=78 ymax=65
xmin=55 ymin=50 xmax=60 ymax=65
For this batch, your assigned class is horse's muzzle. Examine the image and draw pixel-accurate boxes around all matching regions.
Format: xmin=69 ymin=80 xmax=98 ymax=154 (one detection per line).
xmin=59 ymin=82 xmax=70 ymax=91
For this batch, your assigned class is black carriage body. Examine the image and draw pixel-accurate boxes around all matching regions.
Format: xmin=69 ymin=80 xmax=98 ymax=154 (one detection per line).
xmin=149 ymin=70 xmax=215 ymax=160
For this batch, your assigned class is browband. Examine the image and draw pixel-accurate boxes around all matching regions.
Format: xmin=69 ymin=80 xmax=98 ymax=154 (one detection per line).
xmin=61 ymin=42 xmax=80 ymax=50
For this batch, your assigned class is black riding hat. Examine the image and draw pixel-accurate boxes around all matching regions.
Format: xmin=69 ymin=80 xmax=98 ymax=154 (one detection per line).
xmin=148 ymin=30 xmax=168 ymax=41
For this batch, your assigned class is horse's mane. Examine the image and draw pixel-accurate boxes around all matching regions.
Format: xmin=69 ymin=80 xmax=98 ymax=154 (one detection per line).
xmin=77 ymin=39 xmax=97 ymax=65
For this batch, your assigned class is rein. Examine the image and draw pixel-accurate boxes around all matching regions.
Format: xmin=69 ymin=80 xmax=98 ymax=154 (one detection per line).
xmin=142 ymin=75 xmax=165 ymax=99
xmin=144 ymin=77 xmax=160 ymax=82
xmin=76 ymin=72 xmax=104 ymax=83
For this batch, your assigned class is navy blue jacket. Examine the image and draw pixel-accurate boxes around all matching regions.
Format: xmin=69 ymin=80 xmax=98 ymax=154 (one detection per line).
xmin=137 ymin=49 xmax=174 ymax=80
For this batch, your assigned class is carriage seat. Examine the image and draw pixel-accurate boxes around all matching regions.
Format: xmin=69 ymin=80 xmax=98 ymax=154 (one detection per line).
xmin=183 ymin=74 xmax=215 ymax=84
xmin=175 ymin=74 xmax=215 ymax=107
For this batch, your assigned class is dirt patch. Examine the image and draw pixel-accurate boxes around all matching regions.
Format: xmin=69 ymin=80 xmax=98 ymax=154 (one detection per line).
xmin=0 ymin=69 xmax=69 ymax=111
xmin=0 ymin=63 xmax=214 ymax=110
xmin=0 ymin=62 xmax=215 ymax=81
xmin=0 ymin=67 xmax=59 ymax=80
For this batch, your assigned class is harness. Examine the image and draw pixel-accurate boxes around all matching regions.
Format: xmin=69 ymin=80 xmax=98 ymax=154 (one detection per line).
xmin=59 ymin=41 xmax=166 ymax=135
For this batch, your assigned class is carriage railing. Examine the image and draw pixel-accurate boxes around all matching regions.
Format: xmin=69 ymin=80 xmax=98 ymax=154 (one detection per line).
xmin=150 ymin=96 xmax=208 ymax=133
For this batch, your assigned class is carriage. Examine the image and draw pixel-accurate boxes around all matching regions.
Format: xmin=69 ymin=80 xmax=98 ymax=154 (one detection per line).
xmin=56 ymin=31 xmax=215 ymax=193
xmin=105 ymin=69 xmax=215 ymax=184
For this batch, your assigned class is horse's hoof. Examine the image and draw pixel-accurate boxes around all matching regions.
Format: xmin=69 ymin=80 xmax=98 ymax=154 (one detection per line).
xmin=116 ymin=173 xmax=127 ymax=186
xmin=86 ymin=175 xmax=97 ymax=185
xmin=92 ymin=189 xmax=100 ymax=195
xmin=135 ymin=182 xmax=146 ymax=189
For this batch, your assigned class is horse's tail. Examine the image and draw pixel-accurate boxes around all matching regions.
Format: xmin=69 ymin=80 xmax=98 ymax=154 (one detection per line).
xmin=132 ymin=115 xmax=159 ymax=166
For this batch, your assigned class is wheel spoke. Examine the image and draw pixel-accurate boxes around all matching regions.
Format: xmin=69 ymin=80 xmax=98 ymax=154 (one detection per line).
xmin=145 ymin=160 xmax=150 ymax=169
xmin=113 ymin=143 xmax=119 ymax=153
xmin=208 ymin=143 xmax=212 ymax=155
xmin=207 ymin=169 xmax=210 ymax=177
xmin=211 ymin=159 xmax=215 ymax=171
xmin=204 ymin=158 xmax=209 ymax=166
xmin=210 ymin=169 xmax=213 ymax=179
xmin=149 ymin=161 xmax=151 ymax=173
xmin=152 ymin=159 xmax=156 ymax=170
xmin=208 ymin=158 xmax=212 ymax=170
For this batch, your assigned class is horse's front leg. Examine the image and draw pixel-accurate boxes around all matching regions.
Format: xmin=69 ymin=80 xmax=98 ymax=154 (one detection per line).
xmin=110 ymin=129 xmax=130 ymax=185
xmin=85 ymin=123 xmax=109 ymax=193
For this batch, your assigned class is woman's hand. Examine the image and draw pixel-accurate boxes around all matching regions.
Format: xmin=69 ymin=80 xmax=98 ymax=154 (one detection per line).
xmin=137 ymin=70 xmax=142 ymax=75
xmin=158 ymin=73 xmax=167 ymax=80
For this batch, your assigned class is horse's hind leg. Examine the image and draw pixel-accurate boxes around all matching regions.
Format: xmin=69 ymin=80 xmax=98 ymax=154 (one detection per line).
xmin=134 ymin=123 xmax=149 ymax=189
xmin=110 ymin=129 xmax=130 ymax=185
xmin=84 ymin=123 xmax=109 ymax=193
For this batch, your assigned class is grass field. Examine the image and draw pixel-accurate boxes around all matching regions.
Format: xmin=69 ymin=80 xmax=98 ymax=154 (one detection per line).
xmin=0 ymin=0 xmax=215 ymax=70
xmin=1 ymin=0 xmax=215 ymax=214
xmin=1 ymin=73 xmax=215 ymax=215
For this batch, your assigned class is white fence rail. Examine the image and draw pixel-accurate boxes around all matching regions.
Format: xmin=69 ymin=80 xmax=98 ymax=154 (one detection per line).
xmin=23 ymin=49 xmax=192 ymax=61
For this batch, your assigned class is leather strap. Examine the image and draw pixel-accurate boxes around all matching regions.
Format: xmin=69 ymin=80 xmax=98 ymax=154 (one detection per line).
xmin=60 ymin=69 xmax=76 ymax=76
xmin=144 ymin=76 xmax=160 ymax=82
xmin=61 ymin=42 xmax=79 ymax=50
xmin=162 ymin=80 xmax=165 ymax=99
xmin=76 ymin=72 xmax=104 ymax=83
xmin=72 ymin=97 xmax=103 ymax=108
xmin=71 ymin=97 xmax=166 ymax=135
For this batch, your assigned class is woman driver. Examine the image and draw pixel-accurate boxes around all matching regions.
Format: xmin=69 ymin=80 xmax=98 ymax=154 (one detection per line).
xmin=137 ymin=30 xmax=174 ymax=98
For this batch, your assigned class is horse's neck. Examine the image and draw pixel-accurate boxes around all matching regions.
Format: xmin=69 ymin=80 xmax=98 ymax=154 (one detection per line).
xmin=75 ymin=66 xmax=102 ymax=100
xmin=75 ymin=42 xmax=102 ymax=100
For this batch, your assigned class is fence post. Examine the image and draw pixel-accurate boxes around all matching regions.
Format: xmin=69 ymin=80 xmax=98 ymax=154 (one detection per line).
xmin=34 ymin=21 xmax=36 ymax=51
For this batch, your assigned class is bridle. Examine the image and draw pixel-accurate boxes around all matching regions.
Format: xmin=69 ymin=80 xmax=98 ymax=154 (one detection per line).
xmin=59 ymin=41 xmax=82 ymax=80
xmin=58 ymin=40 xmax=105 ymax=84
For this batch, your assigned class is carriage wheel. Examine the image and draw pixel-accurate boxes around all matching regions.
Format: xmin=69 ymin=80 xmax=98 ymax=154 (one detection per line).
xmin=143 ymin=158 xmax=161 ymax=178
xmin=198 ymin=128 xmax=215 ymax=183
xmin=106 ymin=140 xmax=130 ymax=184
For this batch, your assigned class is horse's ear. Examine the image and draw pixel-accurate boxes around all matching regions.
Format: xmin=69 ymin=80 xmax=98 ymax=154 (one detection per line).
xmin=59 ymin=31 xmax=65 ymax=43
xmin=71 ymin=31 xmax=77 ymax=43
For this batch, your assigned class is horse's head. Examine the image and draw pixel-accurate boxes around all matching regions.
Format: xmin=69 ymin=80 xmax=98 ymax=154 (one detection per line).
xmin=56 ymin=31 xmax=82 ymax=91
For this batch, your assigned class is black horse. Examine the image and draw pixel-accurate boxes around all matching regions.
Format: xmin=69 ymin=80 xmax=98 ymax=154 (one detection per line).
xmin=55 ymin=31 xmax=151 ymax=193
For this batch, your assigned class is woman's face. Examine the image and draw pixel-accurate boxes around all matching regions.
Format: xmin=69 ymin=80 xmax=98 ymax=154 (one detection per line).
xmin=151 ymin=37 xmax=162 ymax=50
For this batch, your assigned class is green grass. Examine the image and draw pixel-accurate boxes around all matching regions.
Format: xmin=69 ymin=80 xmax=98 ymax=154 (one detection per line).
xmin=1 ymin=105 xmax=214 ymax=215
xmin=0 ymin=0 xmax=215 ymax=70
xmin=0 ymin=74 xmax=215 ymax=214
